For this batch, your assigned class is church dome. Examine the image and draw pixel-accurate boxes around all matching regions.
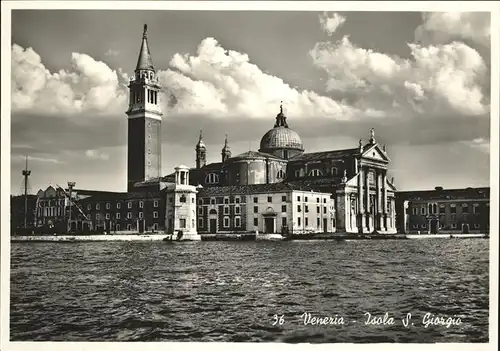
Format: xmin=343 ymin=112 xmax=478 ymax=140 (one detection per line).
xmin=260 ymin=127 xmax=303 ymax=151
xmin=259 ymin=103 xmax=304 ymax=152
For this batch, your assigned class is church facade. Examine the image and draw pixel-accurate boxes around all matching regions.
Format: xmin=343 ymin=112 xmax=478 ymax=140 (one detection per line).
xmin=30 ymin=24 xmax=398 ymax=236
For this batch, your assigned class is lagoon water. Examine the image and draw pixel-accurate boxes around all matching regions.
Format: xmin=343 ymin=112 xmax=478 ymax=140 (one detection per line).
xmin=10 ymin=239 xmax=489 ymax=342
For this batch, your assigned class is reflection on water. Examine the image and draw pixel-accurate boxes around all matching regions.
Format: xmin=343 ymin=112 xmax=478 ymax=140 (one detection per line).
xmin=10 ymin=239 xmax=489 ymax=342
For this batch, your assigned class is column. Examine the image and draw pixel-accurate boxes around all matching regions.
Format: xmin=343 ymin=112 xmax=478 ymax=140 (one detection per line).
xmin=376 ymin=170 xmax=382 ymax=231
xmin=382 ymin=171 xmax=388 ymax=231
xmin=357 ymin=167 xmax=364 ymax=234
xmin=365 ymin=167 xmax=370 ymax=231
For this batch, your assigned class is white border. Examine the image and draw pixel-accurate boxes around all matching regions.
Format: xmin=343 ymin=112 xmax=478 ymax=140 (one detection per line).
xmin=1 ymin=2 xmax=499 ymax=351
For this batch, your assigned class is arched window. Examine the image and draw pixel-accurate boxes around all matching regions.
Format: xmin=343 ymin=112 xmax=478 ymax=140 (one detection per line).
xmin=205 ymin=173 xmax=220 ymax=184
xmin=331 ymin=167 xmax=338 ymax=176
xmin=308 ymin=169 xmax=323 ymax=177
xmin=277 ymin=169 xmax=285 ymax=179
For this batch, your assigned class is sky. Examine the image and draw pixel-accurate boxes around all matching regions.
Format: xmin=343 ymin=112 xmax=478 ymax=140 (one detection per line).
xmin=9 ymin=7 xmax=493 ymax=194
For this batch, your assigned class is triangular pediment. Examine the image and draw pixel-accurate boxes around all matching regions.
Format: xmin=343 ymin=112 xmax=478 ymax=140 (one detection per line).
xmin=361 ymin=144 xmax=390 ymax=162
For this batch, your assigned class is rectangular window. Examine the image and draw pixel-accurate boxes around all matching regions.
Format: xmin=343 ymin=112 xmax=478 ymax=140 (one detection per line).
xmin=317 ymin=218 xmax=320 ymax=227
xmin=96 ymin=204 xmax=100 ymax=210
xmin=298 ymin=217 xmax=301 ymax=226
xmin=224 ymin=206 xmax=229 ymax=215
xmin=210 ymin=198 xmax=216 ymax=205
xmin=254 ymin=218 xmax=258 ymax=226
xmin=154 ymin=201 xmax=158 ymax=208
xmin=317 ymin=206 xmax=320 ymax=213
xmin=282 ymin=217 xmax=287 ymax=226
xmin=462 ymin=204 xmax=469 ymax=214
xmin=235 ymin=217 xmax=241 ymax=227
xmin=297 ymin=196 xmax=301 ymax=201
xmin=323 ymin=198 xmax=326 ymax=203
xmin=127 ymin=224 xmax=131 ymax=230
xmin=235 ymin=206 xmax=241 ymax=215
xmin=223 ymin=217 xmax=230 ymax=227
xmin=450 ymin=206 xmax=457 ymax=214
xmin=253 ymin=197 xmax=258 ymax=203
xmin=117 ymin=202 xmax=121 ymax=209
xmin=281 ymin=205 xmax=287 ymax=212
xmin=180 ymin=219 xmax=186 ymax=228
xmin=106 ymin=213 xmax=110 ymax=220
xmin=323 ymin=207 xmax=327 ymax=214
xmin=420 ymin=207 xmax=425 ymax=215
xmin=153 ymin=211 xmax=158 ymax=218
xmin=128 ymin=202 xmax=132 ymax=209
xmin=127 ymin=212 xmax=132 ymax=219
xmin=198 ymin=199 xmax=203 ymax=205
xmin=439 ymin=206 xmax=445 ymax=214
xmin=224 ymin=198 xmax=229 ymax=204
xmin=317 ymin=198 xmax=320 ymax=203
xmin=106 ymin=203 xmax=110 ymax=209
xmin=268 ymin=196 xmax=272 ymax=203
xmin=96 ymin=214 xmax=100 ymax=220
xmin=198 ymin=207 xmax=203 ymax=215
xmin=116 ymin=224 xmax=120 ymax=231
xmin=198 ymin=218 xmax=203 ymax=227
xmin=116 ymin=213 xmax=120 ymax=219
xmin=305 ymin=206 xmax=309 ymax=213
xmin=254 ymin=206 xmax=258 ymax=214
xmin=305 ymin=218 xmax=309 ymax=226
xmin=412 ymin=207 xmax=418 ymax=215
xmin=297 ymin=205 xmax=302 ymax=212
xmin=235 ymin=197 xmax=240 ymax=204
xmin=282 ymin=195 xmax=287 ymax=202
xmin=153 ymin=223 xmax=158 ymax=231
xmin=139 ymin=212 xmax=143 ymax=219
xmin=305 ymin=197 xmax=308 ymax=202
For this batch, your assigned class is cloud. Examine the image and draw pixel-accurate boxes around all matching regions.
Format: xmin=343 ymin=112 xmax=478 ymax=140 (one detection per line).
xmin=319 ymin=12 xmax=346 ymax=36
xmin=309 ymin=24 xmax=490 ymax=120
xmin=85 ymin=149 xmax=110 ymax=160
xmin=11 ymin=44 xmax=128 ymax=115
xmin=319 ymin=12 xmax=345 ymax=36
xmin=14 ymin=155 xmax=61 ymax=164
xmin=415 ymin=12 xmax=491 ymax=47
xmin=104 ymin=49 xmax=120 ymax=57
xmin=463 ymin=137 xmax=490 ymax=154
xmin=158 ymin=37 xmax=359 ymax=120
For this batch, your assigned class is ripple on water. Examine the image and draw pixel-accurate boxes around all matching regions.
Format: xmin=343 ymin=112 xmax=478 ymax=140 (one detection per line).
xmin=10 ymin=240 xmax=489 ymax=342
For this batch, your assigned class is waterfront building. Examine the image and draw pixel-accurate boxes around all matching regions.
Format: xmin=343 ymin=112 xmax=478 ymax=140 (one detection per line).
xmin=30 ymin=24 xmax=398 ymax=236
xmin=197 ymin=183 xmax=335 ymax=234
xmin=395 ymin=187 xmax=490 ymax=234
xmin=164 ymin=165 xmax=201 ymax=240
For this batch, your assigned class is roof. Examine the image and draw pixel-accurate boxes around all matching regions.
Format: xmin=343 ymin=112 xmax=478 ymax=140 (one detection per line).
xmin=198 ymin=182 xmax=329 ymax=196
xmin=136 ymin=25 xmax=155 ymax=71
xmin=77 ymin=190 xmax=163 ymax=201
xmin=397 ymin=187 xmax=490 ymax=201
xmin=289 ymin=148 xmax=358 ymax=162
xmin=229 ymin=150 xmax=283 ymax=161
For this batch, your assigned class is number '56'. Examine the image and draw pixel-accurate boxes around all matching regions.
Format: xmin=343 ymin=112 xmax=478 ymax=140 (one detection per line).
xmin=272 ymin=314 xmax=285 ymax=325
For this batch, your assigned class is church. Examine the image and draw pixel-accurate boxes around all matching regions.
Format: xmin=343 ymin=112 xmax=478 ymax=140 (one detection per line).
xmin=32 ymin=24 xmax=398 ymax=236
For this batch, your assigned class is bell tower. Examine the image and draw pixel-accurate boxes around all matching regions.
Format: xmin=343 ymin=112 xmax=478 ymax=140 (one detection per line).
xmin=126 ymin=24 xmax=163 ymax=192
xmin=221 ymin=133 xmax=231 ymax=163
xmin=195 ymin=130 xmax=207 ymax=169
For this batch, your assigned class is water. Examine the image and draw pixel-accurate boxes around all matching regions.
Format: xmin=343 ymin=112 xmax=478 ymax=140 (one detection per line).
xmin=10 ymin=239 xmax=489 ymax=342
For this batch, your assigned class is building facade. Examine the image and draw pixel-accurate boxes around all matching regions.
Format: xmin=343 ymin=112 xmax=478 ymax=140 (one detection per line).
xmin=396 ymin=187 xmax=490 ymax=234
xmin=30 ymin=24 xmax=399 ymax=236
